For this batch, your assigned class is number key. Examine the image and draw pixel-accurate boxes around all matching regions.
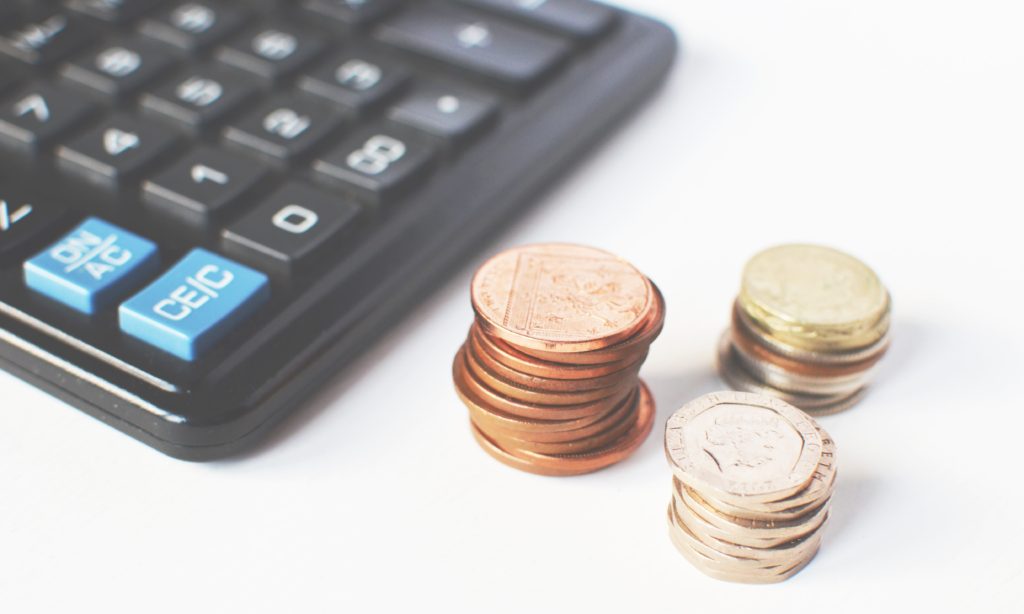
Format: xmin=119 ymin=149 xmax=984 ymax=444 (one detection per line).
xmin=141 ymin=65 xmax=258 ymax=131
xmin=298 ymin=50 xmax=410 ymax=116
xmin=313 ymin=125 xmax=434 ymax=204
xmin=222 ymin=182 xmax=361 ymax=278
xmin=140 ymin=2 xmax=250 ymax=52
xmin=223 ymin=95 xmax=343 ymax=164
xmin=0 ymin=83 xmax=98 ymax=156
xmin=57 ymin=114 xmax=180 ymax=191
xmin=143 ymin=147 xmax=270 ymax=230
xmin=60 ymin=38 xmax=178 ymax=99
xmin=216 ymin=26 xmax=326 ymax=83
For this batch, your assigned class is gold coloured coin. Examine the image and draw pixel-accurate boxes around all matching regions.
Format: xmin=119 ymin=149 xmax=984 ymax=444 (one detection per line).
xmin=739 ymin=244 xmax=889 ymax=352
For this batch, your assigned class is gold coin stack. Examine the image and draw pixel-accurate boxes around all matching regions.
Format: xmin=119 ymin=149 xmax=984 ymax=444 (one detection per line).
xmin=664 ymin=392 xmax=837 ymax=583
xmin=453 ymin=243 xmax=664 ymax=476
xmin=718 ymin=244 xmax=891 ymax=415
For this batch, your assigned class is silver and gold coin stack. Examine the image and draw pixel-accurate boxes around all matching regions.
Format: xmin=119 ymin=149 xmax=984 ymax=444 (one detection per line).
xmin=664 ymin=392 xmax=837 ymax=583
xmin=718 ymin=244 xmax=891 ymax=415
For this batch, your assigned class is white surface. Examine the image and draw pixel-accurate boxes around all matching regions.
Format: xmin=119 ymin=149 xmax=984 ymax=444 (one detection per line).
xmin=3 ymin=1 xmax=1024 ymax=612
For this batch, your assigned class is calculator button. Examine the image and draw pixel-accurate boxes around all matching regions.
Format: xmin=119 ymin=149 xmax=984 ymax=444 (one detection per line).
xmin=140 ymin=65 xmax=258 ymax=131
xmin=313 ymin=125 xmax=433 ymax=204
xmin=24 ymin=217 xmax=160 ymax=315
xmin=215 ymin=26 xmax=327 ymax=83
xmin=0 ymin=196 xmax=65 ymax=265
xmin=119 ymin=248 xmax=270 ymax=361
xmin=64 ymin=0 xmax=166 ymax=24
xmin=223 ymin=95 xmax=344 ymax=164
xmin=57 ymin=114 xmax=180 ymax=190
xmin=456 ymin=0 xmax=615 ymax=39
xmin=375 ymin=4 xmax=570 ymax=87
xmin=0 ymin=13 xmax=95 ymax=66
xmin=143 ymin=146 xmax=269 ymax=230
xmin=139 ymin=2 xmax=249 ymax=52
xmin=60 ymin=38 xmax=178 ymax=98
xmin=298 ymin=51 xmax=410 ymax=116
xmin=388 ymin=83 xmax=497 ymax=146
xmin=0 ymin=83 xmax=98 ymax=155
xmin=222 ymin=182 xmax=361 ymax=278
xmin=300 ymin=0 xmax=402 ymax=27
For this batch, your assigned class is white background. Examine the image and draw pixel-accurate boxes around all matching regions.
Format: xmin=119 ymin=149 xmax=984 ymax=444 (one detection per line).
xmin=3 ymin=1 xmax=1024 ymax=612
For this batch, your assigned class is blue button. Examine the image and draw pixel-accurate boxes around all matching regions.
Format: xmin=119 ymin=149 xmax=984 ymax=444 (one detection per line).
xmin=119 ymin=249 xmax=270 ymax=361
xmin=24 ymin=217 xmax=160 ymax=314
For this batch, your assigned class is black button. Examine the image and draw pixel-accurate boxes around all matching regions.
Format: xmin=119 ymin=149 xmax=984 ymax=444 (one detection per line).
xmin=221 ymin=182 xmax=361 ymax=278
xmin=223 ymin=95 xmax=344 ymax=164
xmin=216 ymin=26 xmax=327 ymax=83
xmin=0 ymin=194 xmax=65 ymax=265
xmin=0 ymin=82 xmax=99 ymax=156
xmin=300 ymin=0 xmax=402 ymax=27
xmin=456 ymin=0 xmax=615 ymax=39
xmin=64 ymin=0 xmax=166 ymax=24
xmin=298 ymin=50 xmax=410 ymax=116
xmin=0 ymin=13 xmax=96 ymax=66
xmin=143 ymin=146 xmax=270 ymax=230
xmin=375 ymin=4 xmax=571 ymax=88
xmin=60 ymin=38 xmax=178 ymax=99
xmin=140 ymin=65 xmax=259 ymax=131
xmin=0 ymin=65 xmax=19 ymax=93
xmin=388 ymin=82 xmax=497 ymax=147
xmin=313 ymin=124 xmax=433 ymax=204
xmin=56 ymin=114 xmax=180 ymax=190
xmin=139 ymin=2 xmax=250 ymax=52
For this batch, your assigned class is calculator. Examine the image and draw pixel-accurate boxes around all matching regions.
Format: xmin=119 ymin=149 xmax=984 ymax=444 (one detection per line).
xmin=0 ymin=0 xmax=676 ymax=459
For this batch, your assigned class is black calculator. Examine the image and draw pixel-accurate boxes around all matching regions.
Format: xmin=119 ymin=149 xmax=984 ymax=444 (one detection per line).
xmin=0 ymin=0 xmax=676 ymax=459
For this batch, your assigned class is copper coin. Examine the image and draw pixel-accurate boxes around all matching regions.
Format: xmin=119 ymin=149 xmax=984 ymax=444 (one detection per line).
xmin=471 ymin=244 xmax=655 ymax=353
xmin=731 ymin=303 xmax=889 ymax=377
xmin=458 ymin=382 xmax=638 ymax=443
xmin=453 ymin=347 xmax=632 ymax=421
xmin=468 ymin=327 xmax=643 ymax=392
xmin=517 ymin=281 xmax=665 ymax=365
xmin=469 ymin=381 xmax=656 ymax=476
xmin=479 ymin=390 xmax=640 ymax=454
xmin=470 ymin=323 xmax=649 ymax=380
xmin=464 ymin=340 xmax=627 ymax=405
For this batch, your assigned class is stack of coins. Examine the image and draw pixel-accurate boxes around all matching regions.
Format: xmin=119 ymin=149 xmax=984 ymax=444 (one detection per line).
xmin=664 ymin=392 xmax=837 ymax=583
xmin=718 ymin=244 xmax=891 ymax=415
xmin=453 ymin=243 xmax=664 ymax=476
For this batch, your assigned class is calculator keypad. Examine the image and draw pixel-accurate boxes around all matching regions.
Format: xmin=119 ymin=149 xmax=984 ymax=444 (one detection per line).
xmin=0 ymin=0 xmax=665 ymax=451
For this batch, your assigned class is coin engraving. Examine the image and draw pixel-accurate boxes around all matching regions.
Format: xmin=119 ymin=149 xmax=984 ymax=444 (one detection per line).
xmin=472 ymin=244 xmax=651 ymax=350
xmin=741 ymin=244 xmax=887 ymax=329
xmin=666 ymin=392 xmax=821 ymax=501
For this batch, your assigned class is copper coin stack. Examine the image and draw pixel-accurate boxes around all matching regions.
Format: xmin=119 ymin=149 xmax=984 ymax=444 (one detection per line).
xmin=719 ymin=244 xmax=892 ymax=415
xmin=665 ymin=392 xmax=837 ymax=584
xmin=454 ymin=244 xmax=664 ymax=476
